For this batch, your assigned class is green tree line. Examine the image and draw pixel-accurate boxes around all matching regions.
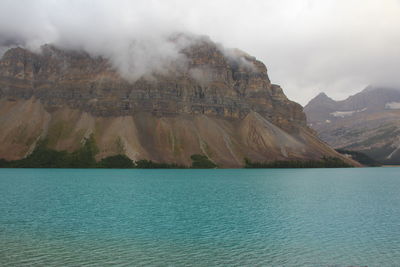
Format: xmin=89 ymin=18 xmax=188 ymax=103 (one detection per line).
xmin=244 ymin=156 xmax=353 ymax=168
xmin=0 ymin=137 xmax=353 ymax=169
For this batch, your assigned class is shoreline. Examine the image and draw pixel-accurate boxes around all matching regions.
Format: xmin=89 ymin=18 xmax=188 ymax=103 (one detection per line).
xmin=382 ymin=165 xmax=400 ymax=167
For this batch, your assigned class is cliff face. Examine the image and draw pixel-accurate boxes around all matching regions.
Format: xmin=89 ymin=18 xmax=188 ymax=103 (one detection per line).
xmin=0 ymin=37 xmax=349 ymax=167
xmin=305 ymin=87 xmax=400 ymax=164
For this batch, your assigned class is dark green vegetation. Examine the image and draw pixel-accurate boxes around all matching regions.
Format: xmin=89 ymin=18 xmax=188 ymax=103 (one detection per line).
xmin=132 ymin=155 xmax=217 ymax=169
xmin=244 ymin=156 xmax=353 ymax=168
xmin=98 ymin=155 xmax=135 ymax=168
xmin=190 ymin=154 xmax=217 ymax=168
xmin=358 ymin=144 xmax=400 ymax=165
xmin=336 ymin=149 xmax=381 ymax=167
xmin=0 ymin=136 xmax=99 ymax=168
xmin=134 ymin=160 xmax=187 ymax=169
xmin=0 ymin=137 xmax=352 ymax=169
xmin=0 ymin=137 xmax=215 ymax=169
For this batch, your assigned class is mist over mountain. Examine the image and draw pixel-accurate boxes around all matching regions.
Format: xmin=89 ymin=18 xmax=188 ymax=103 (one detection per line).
xmin=1 ymin=0 xmax=400 ymax=104
xmin=0 ymin=36 xmax=353 ymax=167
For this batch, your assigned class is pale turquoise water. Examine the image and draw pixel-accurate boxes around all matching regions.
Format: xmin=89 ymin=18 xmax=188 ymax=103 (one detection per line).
xmin=0 ymin=168 xmax=399 ymax=266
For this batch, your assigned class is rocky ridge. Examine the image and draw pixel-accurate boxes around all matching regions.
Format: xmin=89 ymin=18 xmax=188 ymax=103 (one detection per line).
xmin=0 ymin=36 xmax=351 ymax=167
xmin=305 ymin=86 xmax=400 ymax=164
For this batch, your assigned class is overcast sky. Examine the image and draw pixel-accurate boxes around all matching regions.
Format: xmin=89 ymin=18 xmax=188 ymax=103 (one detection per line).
xmin=1 ymin=0 xmax=399 ymax=105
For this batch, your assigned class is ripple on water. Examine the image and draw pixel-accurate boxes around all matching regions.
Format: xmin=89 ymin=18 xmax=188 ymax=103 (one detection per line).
xmin=0 ymin=168 xmax=400 ymax=266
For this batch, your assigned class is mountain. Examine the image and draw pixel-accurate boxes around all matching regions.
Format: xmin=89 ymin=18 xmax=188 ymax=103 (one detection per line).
xmin=305 ymin=86 xmax=400 ymax=164
xmin=0 ymin=36 xmax=351 ymax=167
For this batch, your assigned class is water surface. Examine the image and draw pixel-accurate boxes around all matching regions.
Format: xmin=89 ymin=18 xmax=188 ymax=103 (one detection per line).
xmin=0 ymin=168 xmax=399 ymax=266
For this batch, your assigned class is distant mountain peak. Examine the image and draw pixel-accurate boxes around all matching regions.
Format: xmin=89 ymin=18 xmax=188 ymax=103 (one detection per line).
xmin=304 ymin=85 xmax=400 ymax=165
xmin=305 ymin=92 xmax=336 ymax=109
xmin=314 ymin=92 xmax=332 ymax=100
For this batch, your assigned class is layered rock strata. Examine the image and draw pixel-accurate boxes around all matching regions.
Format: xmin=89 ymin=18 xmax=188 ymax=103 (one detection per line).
xmin=0 ymin=37 xmax=351 ymax=167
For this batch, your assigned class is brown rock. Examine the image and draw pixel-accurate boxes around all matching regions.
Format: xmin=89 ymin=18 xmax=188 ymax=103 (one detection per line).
xmin=0 ymin=37 xmax=351 ymax=167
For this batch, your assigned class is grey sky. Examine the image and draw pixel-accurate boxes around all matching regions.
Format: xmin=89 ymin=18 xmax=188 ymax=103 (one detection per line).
xmin=1 ymin=0 xmax=399 ymax=105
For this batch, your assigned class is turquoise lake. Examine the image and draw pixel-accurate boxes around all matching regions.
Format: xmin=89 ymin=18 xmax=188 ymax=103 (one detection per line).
xmin=0 ymin=168 xmax=399 ymax=266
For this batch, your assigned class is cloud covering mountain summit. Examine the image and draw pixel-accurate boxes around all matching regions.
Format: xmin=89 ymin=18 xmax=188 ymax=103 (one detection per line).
xmin=1 ymin=0 xmax=400 ymax=103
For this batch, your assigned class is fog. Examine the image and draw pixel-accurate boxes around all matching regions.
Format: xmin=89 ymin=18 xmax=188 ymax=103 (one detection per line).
xmin=1 ymin=0 xmax=399 ymax=105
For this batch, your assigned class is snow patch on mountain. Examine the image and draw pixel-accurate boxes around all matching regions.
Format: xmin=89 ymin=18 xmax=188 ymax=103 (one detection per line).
xmin=385 ymin=102 xmax=400 ymax=110
xmin=330 ymin=108 xmax=367 ymax=118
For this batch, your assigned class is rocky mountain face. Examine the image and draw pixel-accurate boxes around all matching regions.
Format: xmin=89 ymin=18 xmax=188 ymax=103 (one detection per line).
xmin=0 ymin=36 xmax=350 ymax=167
xmin=305 ymin=86 xmax=400 ymax=164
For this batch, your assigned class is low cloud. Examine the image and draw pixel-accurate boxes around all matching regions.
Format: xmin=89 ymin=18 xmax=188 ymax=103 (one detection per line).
xmin=1 ymin=0 xmax=399 ymax=104
xmin=0 ymin=0 xmax=193 ymax=82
